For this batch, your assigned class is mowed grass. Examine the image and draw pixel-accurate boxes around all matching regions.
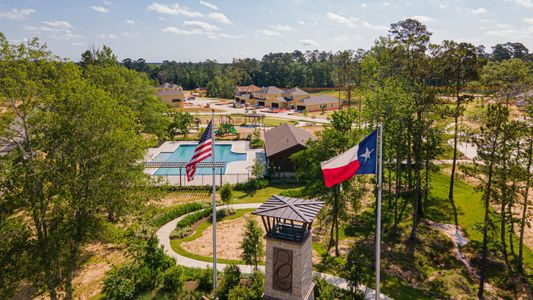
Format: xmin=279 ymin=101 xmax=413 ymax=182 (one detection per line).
xmin=427 ymin=172 xmax=533 ymax=276
xmin=232 ymin=183 xmax=303 ymax=204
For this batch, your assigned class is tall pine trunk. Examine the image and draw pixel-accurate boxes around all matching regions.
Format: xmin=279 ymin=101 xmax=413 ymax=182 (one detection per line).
xmin=478 ymin=126 xmax=500 ymax=299
xmin=448 ymin=101 xmax=460 ymax=230
xmin=518 ymin=128 xmax=532 ymax=273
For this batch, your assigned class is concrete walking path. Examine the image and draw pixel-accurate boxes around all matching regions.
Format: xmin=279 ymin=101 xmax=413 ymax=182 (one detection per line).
xmin=156 ymin=203 xmax=392 ymax=300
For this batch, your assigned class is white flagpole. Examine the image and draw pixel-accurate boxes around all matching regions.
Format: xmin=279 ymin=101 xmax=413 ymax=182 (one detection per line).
xmin=211 ymin=110 xmax=217 ymax=298
xmin=375 ymin=124 xmax=383 ymax=300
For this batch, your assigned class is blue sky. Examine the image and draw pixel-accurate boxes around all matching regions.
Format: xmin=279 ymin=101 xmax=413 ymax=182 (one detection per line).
xmin=1 ymin=0 xmax=532 ymax=62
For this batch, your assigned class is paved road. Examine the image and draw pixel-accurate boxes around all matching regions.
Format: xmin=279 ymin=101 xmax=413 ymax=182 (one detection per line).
xmin=156 ymin=203 xmax=392 ymax=300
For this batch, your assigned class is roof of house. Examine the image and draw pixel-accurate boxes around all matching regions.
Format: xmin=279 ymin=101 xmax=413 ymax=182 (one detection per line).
xmin=236 ymin=84 xmax=261 ymax=93
xmin=252 ymin=195 xmax=324 ymax=223
xmin=299 ymin=95 xmax=338 ymax=106
xmin=264 ymin=123 xmax=315 ymax=157
xmin=159 ymin=82 xmax=182 ymax=89
xmin=258 ymin=86 xmax=285 ymax=95
xmin=284 ymin=87 xmax=309 ymax=96
xmin=158 ymin=89 xmax=185 ymax=97
xmin=236 ymin=93 xmax=251 ymax=100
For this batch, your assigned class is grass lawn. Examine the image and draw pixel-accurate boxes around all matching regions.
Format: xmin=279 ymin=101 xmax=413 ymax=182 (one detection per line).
xmin=427 ymin=172 xmax=533 ymax=276
xmin=169 ymin=208 xmax=255 ymax=265
xmin=232 ymin=183 xmax=303 ymax=204
xmin=262 ymin=117 xmax=298 ymax=126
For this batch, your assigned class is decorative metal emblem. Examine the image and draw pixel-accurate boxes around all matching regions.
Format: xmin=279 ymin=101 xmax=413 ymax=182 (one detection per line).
xmin=273 ymin=247 xmax=293 ymax=293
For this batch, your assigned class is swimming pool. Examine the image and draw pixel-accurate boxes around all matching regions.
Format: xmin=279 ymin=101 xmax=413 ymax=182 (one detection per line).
xmin=153 ymin=144 xmax=247 ymax=176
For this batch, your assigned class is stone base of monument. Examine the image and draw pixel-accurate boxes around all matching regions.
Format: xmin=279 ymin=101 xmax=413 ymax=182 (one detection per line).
xmin=263 ymin=234 xmax=315 ymax=300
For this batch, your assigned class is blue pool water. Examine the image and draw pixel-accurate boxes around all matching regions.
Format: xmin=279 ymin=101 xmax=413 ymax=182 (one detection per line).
xmin=153 ymin=144 xmax=247 ymax=176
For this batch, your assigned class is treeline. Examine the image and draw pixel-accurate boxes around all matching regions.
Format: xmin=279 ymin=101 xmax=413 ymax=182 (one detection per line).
xmin=120 ymin=41 xmax=532 ymax=94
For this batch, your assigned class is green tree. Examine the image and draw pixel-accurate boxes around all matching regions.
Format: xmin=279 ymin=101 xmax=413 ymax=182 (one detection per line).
xmin=433 ymin=40 xmax=479 ymax=230
xmin=220 ymin=183 xmax=234 ymax=207
xmin=461 ymin=104 xmax=508 ymax=299
xmin=169 ymin=111 xmax=194 ymax=137
xmin=240 ymin=219 xmax=264 ymax=270
xmin=0 ymin=35 xmax=149 ymax=299
xmin=83 ymin=52 xmax=170 ymax=140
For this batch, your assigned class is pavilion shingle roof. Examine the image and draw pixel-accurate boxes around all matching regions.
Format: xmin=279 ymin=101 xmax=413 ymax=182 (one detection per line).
xmin=264 ymin=123 xmax=315 ymax=157
xmin=252 ymin=195 xmax=324 ymax=223
xmin=236 ymin=84 xmax=261 ymax=93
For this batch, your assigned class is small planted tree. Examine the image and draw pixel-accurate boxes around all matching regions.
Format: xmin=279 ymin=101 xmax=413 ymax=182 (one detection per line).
xmin=240 ymin=219 xmax=264 ymax=270
xmin=220 ymin=183 xmax=234 ymax=209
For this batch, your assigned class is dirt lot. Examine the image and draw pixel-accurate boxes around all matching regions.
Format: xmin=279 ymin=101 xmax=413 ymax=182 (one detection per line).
xmin=181 ymin=212 xmax=321 ymax=262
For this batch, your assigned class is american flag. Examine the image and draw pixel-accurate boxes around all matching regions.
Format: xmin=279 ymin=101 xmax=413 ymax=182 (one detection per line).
xmin=186 ymin=120 xmax=214 ymax=181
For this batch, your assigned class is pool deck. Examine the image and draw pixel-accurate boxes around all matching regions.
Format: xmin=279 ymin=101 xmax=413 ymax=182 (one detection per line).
xmin=144 ymin=141 xmax=264 ymax=185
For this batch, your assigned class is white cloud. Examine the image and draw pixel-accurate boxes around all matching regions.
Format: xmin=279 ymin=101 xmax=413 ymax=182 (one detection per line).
xmin=200 ymin=0 xmax=218 ymax=10
xmin=0 ymin=8 xmax=36 ymax=20
xmin=103 ymin=0 xmax=112 ymax=4
xmin=91 ymin=6 xmax=109 ymax=13
xmin=162 ymin=25 xmax=239 ymax=39
xmin=147 ymin=3 xmax=203 ymax=17
xmin=257 ymin=29 xmax=282 ymax=37
xmin=326 ymin=12 xmax=358 ymax=28
xmin=208 ymin=12 xmax=232 ymax=24
xmin=524 ymin=17 xmax=533 ymax=24
xmin=471 ymin=8 xmax=488 ymax=15
xmin=512 ymin=0 xmax=533 ymax=8
xmin=162 ymin=26 xmax=193 ymax=35
xmin=271 ymin=24 xmax=294 ymax=32
xmin=184 ymin=20 xmax=220 ymax=32
xmin=126 ymin=19 xmax=135 ymax=26
xmin=496 ymin=23 xmax=514 ymax=29
xmin=409 ymin=15 xmax=433 ymax=22
xmin=97 ymin=33 xmax=117 ymax=39
xmin=361 ymin=3 xmax=367 ymax=8
xmin=362 ymin=21 xmax=388 ymax=31
xmin=300 ymin=39 xmax=318 ymax=46
xmin=326 ymin=12 xmax=386 ymax=30
xmin=485 ymin=29 xmax=517 ymax=36
xmin=43 ymin=20 xmax=73 ymax=29
xmin=439 ymin=4 xmax=447 ymax=9
xmin=72 ymin=42 xmax=85 ymax=47
xmin=25 ymin=24 xmax=82 ymax=40
xmin=382 ymin=1 xmax=391 ymax=6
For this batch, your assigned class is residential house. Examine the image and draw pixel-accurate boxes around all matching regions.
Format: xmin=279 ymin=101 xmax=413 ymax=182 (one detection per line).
xmin=157 ymin=82 xmax=188 ymax=108
xmin=235 ymin=85 xmax=339 ymax=112
xmin=235 ymin=84 xmax=261 ymax=96
xmin=264 ymin=123 xmax=316 ymax=171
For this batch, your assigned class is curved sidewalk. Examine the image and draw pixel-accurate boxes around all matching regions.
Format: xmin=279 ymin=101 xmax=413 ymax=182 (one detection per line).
xmin=156 ymin=203 xmax=392 ymax=300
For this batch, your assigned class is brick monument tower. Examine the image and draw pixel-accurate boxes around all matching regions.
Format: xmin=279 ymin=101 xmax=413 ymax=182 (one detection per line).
xmin=252 ymin=195 xmax=324 ymax=300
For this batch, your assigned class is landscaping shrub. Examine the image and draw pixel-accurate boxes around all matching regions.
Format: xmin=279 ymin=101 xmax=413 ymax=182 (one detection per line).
xmin=234 ymin=178 xmax=269 ymax=191
xmin=227 ymin=271 xmax=263 ymax=300
xmin=160 ymin=266 xmax=184 ymax=293
xmin=313 ymin=276 xmax=349 ymax=300
xmin=175 ymin=208 xmax=211 ymax=229
xmin=103 ymin=263 xmax=138 ymax=300
xmin=152 ymin=202 xmax=206 ymax=227
xmin=169 ymin=226 xmax=191 ymax=239
xmin=218 ymin=264 xmax=241 ymax=300
xmin=197 ymin=267 xmax=214 ymax=291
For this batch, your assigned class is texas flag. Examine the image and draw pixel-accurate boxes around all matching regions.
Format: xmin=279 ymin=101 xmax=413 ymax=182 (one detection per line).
xmin=320 ymin=130 xmax=378 ymax=188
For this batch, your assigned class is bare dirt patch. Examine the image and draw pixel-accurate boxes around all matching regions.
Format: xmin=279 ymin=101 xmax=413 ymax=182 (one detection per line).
xmin=181 ymin=213 xmax=265 ymax=260
xmin=180 ymin=212 xmax=322 ymax=262
xmin=72 ymin=243 xmax=126 ymax=300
